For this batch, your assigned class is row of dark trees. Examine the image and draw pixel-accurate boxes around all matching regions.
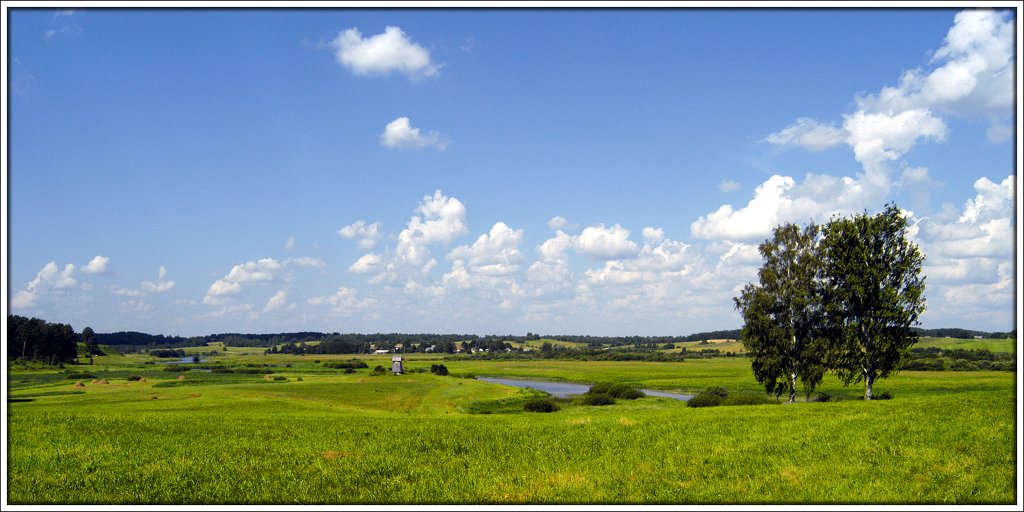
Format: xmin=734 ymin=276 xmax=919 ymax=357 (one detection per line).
xmin=7 ymin=315 xmax=86 ymax=364
xmin=735 ymin=205 xmax=927 ymax=402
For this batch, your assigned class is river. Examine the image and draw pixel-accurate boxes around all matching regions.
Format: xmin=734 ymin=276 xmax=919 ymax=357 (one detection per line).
xmin=476 ymin=377 xmax=693 ymax=401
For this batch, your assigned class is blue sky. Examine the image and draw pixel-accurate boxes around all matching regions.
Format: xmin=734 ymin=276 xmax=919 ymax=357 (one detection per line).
xmin=5 ymin=7 xmax=1018 ymax=336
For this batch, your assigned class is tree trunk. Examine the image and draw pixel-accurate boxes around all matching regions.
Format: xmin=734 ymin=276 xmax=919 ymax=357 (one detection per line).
xmin=865 ymin=372 xmax=873 ymax=401
xmin=789 ymin=372 xmax=797 ymax=404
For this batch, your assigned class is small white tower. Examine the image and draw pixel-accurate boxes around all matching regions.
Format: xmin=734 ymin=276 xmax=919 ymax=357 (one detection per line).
xmin=391 ymin=355 xmax=404 ymax=375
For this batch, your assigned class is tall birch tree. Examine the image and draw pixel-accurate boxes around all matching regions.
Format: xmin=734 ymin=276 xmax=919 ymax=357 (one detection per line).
xmin=820 ymin=204 xmax=926 ymax=400
xmin=735 ymin=222 xmax=826 ymax=403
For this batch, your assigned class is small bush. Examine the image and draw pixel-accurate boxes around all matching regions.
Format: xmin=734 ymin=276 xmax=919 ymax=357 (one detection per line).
xmin=273 ymin=376 xmax=287 ymax=381
xmin=811 ymin=392 xmax=839 ymax=402
xmin=162 ymin=365 xmax=190 ymax=372
xmin=370 ymin=365 xmax=388 ymax=376
xmin=607 ymin=383 xmax=645 ymax=400
xmin=431 ymin=364 xmax=449 ymax=376
xmin=344 ymin=368 xmax=356 ymax=374
xmin=587 ymin=382 xmax=614 ymax=395
xmin=296 ymin=377 xmax=303 ymax=382
xmin=212 ymin=368 xmax=234 ymax=373
xmin=703 ymin=386 xmax=729 ymax=398
xmin=874 ymin=391 xmax=894 ymax=400
xmin=687 ymin=387 xmax=731 ymax=408
xmin=581 ymin=393 xmax=615 ymax=406
xmin=65 ymin=372 xmax=97 ymax=380
xmin=126 ymin=375 xmax=143 ymax=381
xmin=524 ymin=397 xmax=560 ymax=413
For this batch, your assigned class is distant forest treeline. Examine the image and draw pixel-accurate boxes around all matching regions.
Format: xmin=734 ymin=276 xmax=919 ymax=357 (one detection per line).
xmin=5 ymin=315 xmax=1016 ymax=360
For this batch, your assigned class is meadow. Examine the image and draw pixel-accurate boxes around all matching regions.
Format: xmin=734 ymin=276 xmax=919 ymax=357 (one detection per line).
xmin=5 ymin=339 xmax=1017 ymax=505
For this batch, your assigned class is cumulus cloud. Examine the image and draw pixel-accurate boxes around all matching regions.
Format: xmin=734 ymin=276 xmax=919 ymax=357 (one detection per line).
xmin=141 ymin=266 xmax=176 ymax=293
xmin=574 ymin=224 xmax=640 ymax=260
xmin=351 ymin=191 xmax=469 ymax=286
xmin=263 ymin=290 xmax=289 ymax=313
xmin=856 ymin=10 xmax=1014 ymax=118
xmin=338 ymin=220 xmax=382 ymax=250
xmin=204 ymin=258 xmax=284 ymax=305
xmin=704 ymin=9 xmax=1011 ymax=243
xmin=331 ymin=26 xmax=440 ymax=80
xmin=10 ymin=261 xmax=77 ymax=309
xmin=81 ymin=255 xmax=110 ymax=275
xmin=380 ymin=117 xmax=450 ymax=151
xmin=985 ymin=124 xmax=1012 ymax=144
xmin=764 ymin=117 xmax=846 ymax=151
xmin=447 ymin=222 xmax=524 ymax=276
xmin=691 ymin=175 xmax=795 ymax=240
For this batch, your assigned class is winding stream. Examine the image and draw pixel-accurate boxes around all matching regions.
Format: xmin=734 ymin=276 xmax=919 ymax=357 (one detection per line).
xmin=477 ymin=377 xmax=693 ymax=401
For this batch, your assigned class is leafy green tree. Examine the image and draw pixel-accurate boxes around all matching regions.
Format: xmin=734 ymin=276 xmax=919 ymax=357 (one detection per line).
xmin=735 ymin=222 xmax=827 ymax=403
xmin=820 ymin=204 xmax=926 ymax=400
xmin=82 ymin=327 xmax=98 ymax=364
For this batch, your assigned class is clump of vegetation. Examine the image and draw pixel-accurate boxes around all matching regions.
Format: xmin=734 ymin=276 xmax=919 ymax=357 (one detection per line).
xmin=430 ymin=364 xmax=449 ymax=376
xmin=273 ymin=376 xmax=288 ymax=381
xmin=162 ymin=365 xmax=190 ymax=372
xmin=688 ymin=386 xmax=779 ymax=407
xmin=65 ymin=372 xmax=97 ymax=380
xmin=587 ymin=382 xmax=645 ymax=400
xmin=149 ymin=349 xmax=186 ymax=358
xmin=323 ymin=359 xmax=368 ymax=370
xmin=581 ymin=393 xmax=615 ymax=406
xmin=369 ymin=365 xmax=388 ymax=376
xmin=232 ymin=368 xmax=274 ymax=374
xmin=523 ymin=397 xmax=560 ymax=413
xmin=126 ymin=375 xmax=143 ymax=381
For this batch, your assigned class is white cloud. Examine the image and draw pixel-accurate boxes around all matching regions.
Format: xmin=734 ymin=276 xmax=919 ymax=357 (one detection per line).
xmin=547 ymin=216 xmax=569 ymax=231
xmin=308 ymin=287 xmax=378 ymax=317
xmin=857 ymin=10 xmax=1014 ymax=119
xmin=718 ymin=180 xmax=741 ymax=193
xmin=574 ymin=224 xmax=640 ymax=260
xmin=691 ymin=175 xmax=795 ymax=240
xmin=380 ymin=117 xmax=450 ymax=151
xmin=642 ymin=227 xmax=665 ymax=244
xmin=263 ymin=290 xmax=289 ymax=313
xmin=81 ymin=255 xmax=110 ymax=275
xmin=338 ymin=220 xmax=382 ymax=249
xmin=985 ymin=124 xmax=1012 ymax=144
xmin=204 ymin=258 xmax=284 ymax=304
xmin=842 ymin=109 xmax=947 ymax=171
xmin=288 ymin=257 xmax=326 ymax=268
xmin=10 ymin=261 xmax=78 ymax=309
xmin=331 ymin=26 xmax=440 ymax=80
xmin=141 ymin=266 xmax=176 ymax=293
xmin=445 ymin=222 xmax=524 ymax=280
xmin=764 ymin=117 xmax=846 ymax=151
xmin=349 ymin=253 xmax=383 ymax=274
xmin=285 ymin=236 xmax=296 ymax=251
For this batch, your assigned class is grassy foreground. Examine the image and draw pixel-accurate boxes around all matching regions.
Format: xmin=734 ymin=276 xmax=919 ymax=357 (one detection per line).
xmin=5 ymin=351 xmax=1017 ymax=504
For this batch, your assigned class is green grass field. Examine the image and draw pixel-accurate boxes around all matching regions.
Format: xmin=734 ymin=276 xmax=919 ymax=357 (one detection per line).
xmin=5 ymin=342 xmax=1017 ymax=505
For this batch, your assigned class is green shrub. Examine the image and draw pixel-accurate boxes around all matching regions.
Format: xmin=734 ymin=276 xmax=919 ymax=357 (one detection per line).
xmin=703 ymin=386 xmax=729 ymax=398
xmin=162 ymin=365 xmax=190 ymax=372
xmin=126 ymin=375 xmax=143 ymax=381
xmin=370 ymin=365 xmax=387 ymax=376
xmin=431 ymin=364 xmax=449 ymax=376
xmin=687 ymin=386 xmax=731 ymax=408
xmin=272 ymin=376 xmax=287 ymax=381
xmin=212 ymin=368 xmax=234 ymax=373
xmin=343 ymin=368 xmax=356 ymax=374
xmin=587 ymin=382 xmax=614 ymax=395
xmin=607 ymin=383 xmax=645 ymax=400
xmin=581 ymin=393 xmax=615 ymax=406
xmin=523 ymin=397 xmax=560 ymax=413
xmin=65 ymin=372 xmax=97 ymax=380
xmin=874 ymin=391 xmax=894 ymax=400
